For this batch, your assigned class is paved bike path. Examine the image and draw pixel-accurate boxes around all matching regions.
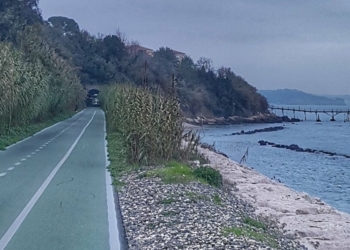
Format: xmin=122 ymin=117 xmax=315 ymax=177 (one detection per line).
xmin=0 ymin=108 xmax=121 ymax=250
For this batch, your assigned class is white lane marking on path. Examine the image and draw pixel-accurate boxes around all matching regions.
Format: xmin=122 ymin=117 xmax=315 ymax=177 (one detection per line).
xmin=0 ymin=111 xmax=96 ymax=250
xmin=5 ymin=110 xmax=85 ymax=150
xmin=35 ymin=150 xmax=40 ymax=152
xmin=7 ymin=167 xmax=14 ymax=171
xmin=103 ymin=111 xmax=121 ymax=250
xmin=31 ymin=152 xmax=36 ymax=155
xmin=21 ymin=159 xmax=26 ymax=162
xmin=0 ymin=173 xmax=7 ymax=177
xmin=54 ymin=117 xmax=80 ymax=139
xmin=15 ymin=162 xmax=21 ymax=166
xmin=26 ymin=155 xmax=31 ymax=158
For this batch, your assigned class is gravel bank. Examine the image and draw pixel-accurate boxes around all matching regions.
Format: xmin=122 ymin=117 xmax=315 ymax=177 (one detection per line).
xmin=118 ymin=171 xmax=307 ymax=249
xmin=197 ymin=145 xmax=350 ymax=250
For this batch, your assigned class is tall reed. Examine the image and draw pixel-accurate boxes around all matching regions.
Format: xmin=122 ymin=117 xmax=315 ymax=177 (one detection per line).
xmin=0 ymin=41 xmax=85 ymax=135
xmin=101 ymin=84 xmax=187 ymax=165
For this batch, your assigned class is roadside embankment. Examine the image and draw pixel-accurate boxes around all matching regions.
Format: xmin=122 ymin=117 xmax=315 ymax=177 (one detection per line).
xmin=198 ymin=145 xmax=350 ymax=250
xmin=117 ymin=164 xmax=307 ymax=250
xmin=102 ymin=85 xmax=311 ymax=249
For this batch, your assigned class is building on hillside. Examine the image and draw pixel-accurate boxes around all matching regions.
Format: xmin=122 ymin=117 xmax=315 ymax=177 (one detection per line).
xmin=126 ymin=45 xmax=186 ymax=62
xmin=127 ymin=45 xmax=154 ymax=57
xmin=171 ymin=49 xmax=186 ymax=61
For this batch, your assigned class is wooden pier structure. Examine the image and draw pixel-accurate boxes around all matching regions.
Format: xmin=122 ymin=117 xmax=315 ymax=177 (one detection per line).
xmin=269 ymin=106 xmax=350 ymax=122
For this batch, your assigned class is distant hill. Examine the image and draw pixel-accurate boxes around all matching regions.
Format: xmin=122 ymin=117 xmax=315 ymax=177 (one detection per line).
xmin=258 ymin=89 xmax=346 ymax=106
xmin=323 ymin=95 xmax=350 ymax=106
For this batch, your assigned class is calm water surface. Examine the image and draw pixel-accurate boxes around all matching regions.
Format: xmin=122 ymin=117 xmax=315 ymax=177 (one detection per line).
xmin=200 ymin=105 xmax=350 ymax=214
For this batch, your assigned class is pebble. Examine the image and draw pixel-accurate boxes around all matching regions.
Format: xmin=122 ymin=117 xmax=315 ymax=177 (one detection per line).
xmin=118 ymin=171 xmax=308 ymax=249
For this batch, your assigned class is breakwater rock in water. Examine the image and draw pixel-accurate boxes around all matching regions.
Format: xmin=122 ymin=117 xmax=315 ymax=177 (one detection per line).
xmin=231 ymin=126 xmax=285 ymax=135
xmin=185 ymin=114 xmax=301 ymax=126
xmin=258 ymin=140 xmax=350 ymax=159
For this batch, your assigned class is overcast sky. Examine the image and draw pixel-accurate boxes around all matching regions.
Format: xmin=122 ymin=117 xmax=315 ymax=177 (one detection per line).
xmin=39 ymin=0 xmax=350 ymax=95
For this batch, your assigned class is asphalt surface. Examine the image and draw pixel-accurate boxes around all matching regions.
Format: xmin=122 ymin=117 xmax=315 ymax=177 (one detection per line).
xmin=0 ymin=108 xmax=122 ymax=250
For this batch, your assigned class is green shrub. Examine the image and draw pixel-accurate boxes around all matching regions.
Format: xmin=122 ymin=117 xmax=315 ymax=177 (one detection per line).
xmin=223 ymin=226 xmax=278 ymax=248
xmin=193 ymin=166 xmax=223 ymax=187
xmin=146 ymin=161 xmax=197 ymax=184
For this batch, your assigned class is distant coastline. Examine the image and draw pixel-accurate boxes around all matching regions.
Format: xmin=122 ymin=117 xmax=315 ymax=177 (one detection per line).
xmin=259 ymin=89 xmax=347 ymax=106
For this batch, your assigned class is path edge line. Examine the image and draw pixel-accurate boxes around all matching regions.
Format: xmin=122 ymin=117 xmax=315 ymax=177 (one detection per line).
xmin=0 ymin=111 xmax=96 ymax=250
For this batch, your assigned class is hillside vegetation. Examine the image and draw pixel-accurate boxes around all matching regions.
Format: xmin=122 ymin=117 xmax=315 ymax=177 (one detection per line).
xmin=0 ymin=0 xmax=269 ymax=139
xmin=0 ymin=0 xmax=85 ymax=137
xmin=43 ymin=16 xmax=269 ymax=118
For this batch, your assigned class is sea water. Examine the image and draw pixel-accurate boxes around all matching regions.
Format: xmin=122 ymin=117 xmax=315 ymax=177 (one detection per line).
xmin=199 ymin=105 xmax=350 ymax=214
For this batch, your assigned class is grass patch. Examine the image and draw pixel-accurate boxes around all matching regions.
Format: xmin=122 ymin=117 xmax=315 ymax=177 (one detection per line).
xmin=106 ymin=131 xmax=140 ymax=190
xmin=223 ymin=226 xmax=278 ymax=248
xmin=243 ymin=216 xmax=267 ymax=230
xmin=223 ymin=227 xmax=244 ymax=237
xmin=107 ymin=132 xmax=137 ymax=178
xmin=213 ymin=194 xmax=223 ymax=206
xmin=113 ymin=179 xmax=126 ymax=191
xmin=0 ymin=112 xmax=75 ymax=150
xmin=145 ymin=161 xmax=200 ymax=184
xmin=143 ymin=160 xmax=224 ymax=188
xmin=158 ymin=198 xmax=177 ymax=205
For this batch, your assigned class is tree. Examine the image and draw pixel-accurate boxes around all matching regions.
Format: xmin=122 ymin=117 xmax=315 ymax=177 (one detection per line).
xmin=196 ymin=57 xmax=213 ymax=73
xmin=48 ymin=16 xmax=80 ymax=34
xmin=102 ymin=35 xmax=126 ymax=62
xmin=217 ymin=67 xmax=235 ymax=79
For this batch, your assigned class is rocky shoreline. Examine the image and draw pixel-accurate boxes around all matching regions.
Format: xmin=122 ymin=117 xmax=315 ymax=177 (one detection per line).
xmin=116 ymin=124 xmax=350 ymax=250
xmin=118 ymin=171 xmax=307 ymax=250
xmin=197 ymin=145 xmax=350 ymax=250
xmin=185 ymin=113 xmax=300 ymax=126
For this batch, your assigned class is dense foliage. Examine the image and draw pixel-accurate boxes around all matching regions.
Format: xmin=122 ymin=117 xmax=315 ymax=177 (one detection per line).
xmin=100 ymin=84 xmax=186 ymax=165
xmin=0 ymin=0 xmax=85 ymax=134
xmin=193 ymin=166 xmax=223 ymax=188
xmin=1 ymin=0 xmax=269 ymax=130
xmin=42 ymin=15 xmax=268 ymax=118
